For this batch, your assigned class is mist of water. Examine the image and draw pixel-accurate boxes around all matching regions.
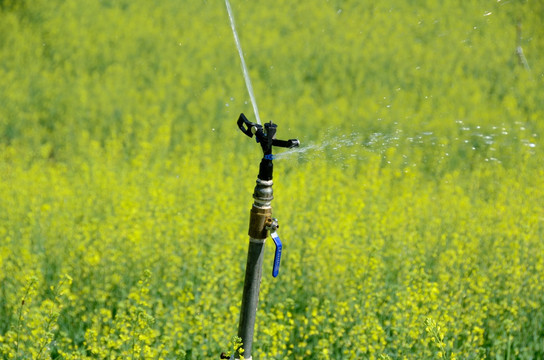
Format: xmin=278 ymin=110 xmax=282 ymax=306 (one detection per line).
xmin=273 ymin=121 xmax=538 ymax=167
xmin=225 ymin=0 xmax=262 ymax=125
xmin=274 ymin=131 xmax=400 ymax=161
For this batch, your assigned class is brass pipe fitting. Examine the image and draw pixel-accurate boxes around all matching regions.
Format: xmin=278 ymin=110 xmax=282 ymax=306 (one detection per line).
xmin=248 ymin=206 xmax=272 ymax=239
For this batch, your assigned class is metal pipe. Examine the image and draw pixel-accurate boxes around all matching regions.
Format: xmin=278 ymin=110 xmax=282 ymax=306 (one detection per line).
xmin=237 ymin=179 xmax=273 ymax=359
xmin=237 ymin=237 xmax=264 ymax=360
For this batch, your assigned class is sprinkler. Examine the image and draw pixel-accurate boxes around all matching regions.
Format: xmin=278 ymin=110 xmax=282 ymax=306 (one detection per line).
xmin=235 ymin=113 xmax=299 ymax=359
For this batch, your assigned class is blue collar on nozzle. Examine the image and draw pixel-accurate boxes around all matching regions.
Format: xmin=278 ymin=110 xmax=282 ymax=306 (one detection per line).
xmin=237 ymin=113 xmax=300 ymax=180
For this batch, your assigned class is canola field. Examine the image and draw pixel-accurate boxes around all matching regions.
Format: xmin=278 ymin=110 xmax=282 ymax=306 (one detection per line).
xmin=1 ymin=0 xmax=544 ymax=359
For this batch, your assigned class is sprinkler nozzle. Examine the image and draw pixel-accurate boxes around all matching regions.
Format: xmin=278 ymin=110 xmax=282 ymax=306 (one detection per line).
xmin=270 ymin=138 xmax=299 ymax=149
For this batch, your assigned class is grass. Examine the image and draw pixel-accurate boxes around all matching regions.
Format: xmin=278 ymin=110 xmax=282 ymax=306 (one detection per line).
xmin=0 ymin=0 xmax=543 ymax=359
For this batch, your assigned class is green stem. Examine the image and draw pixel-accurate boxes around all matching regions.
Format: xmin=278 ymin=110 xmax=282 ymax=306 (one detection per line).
xmin=15 ymin=278 xmax=36 ymax=358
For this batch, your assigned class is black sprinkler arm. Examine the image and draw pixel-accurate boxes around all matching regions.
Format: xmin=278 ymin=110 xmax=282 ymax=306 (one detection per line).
xmin=237 ymin=113 xmax=299 ymax=180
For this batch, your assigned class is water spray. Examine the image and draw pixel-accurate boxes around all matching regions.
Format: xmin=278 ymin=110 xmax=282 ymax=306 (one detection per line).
xmin=235 ymin=113 xmax=299 ymax=359
xmin=225 ymin=0 xmax=262 ymax=125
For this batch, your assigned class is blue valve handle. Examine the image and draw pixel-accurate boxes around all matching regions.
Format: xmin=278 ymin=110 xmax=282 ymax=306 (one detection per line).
xmin=270 ymin=231 xmax=282 ymax=277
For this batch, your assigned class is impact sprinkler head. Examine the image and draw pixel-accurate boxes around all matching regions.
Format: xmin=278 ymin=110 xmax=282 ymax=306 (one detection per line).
xmin=237 ymin=113 xmax=299 ymax=180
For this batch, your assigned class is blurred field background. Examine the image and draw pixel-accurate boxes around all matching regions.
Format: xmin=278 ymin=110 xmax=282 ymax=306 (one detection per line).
xmin=1 ymin=0 xmax=543 ymax=359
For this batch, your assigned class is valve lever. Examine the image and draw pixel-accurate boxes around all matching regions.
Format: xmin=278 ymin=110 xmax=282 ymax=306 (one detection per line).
xmin=266 ymin=218 xmax=282 ymax=278
xmin=270 ymin=231 xmax=282 ymax=278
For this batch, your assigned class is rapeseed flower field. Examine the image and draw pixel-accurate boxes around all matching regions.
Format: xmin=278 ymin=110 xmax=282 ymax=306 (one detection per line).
xmin=1 ymin=0 xmax=543 ymax=359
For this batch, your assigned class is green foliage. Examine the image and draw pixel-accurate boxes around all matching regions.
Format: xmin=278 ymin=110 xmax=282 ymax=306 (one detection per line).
xmin=1 ymin=0 xmax=543 ymax=359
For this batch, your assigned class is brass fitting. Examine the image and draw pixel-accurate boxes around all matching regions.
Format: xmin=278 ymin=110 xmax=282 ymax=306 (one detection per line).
xmin=248 ymin=206 xmax=272 ymax=239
